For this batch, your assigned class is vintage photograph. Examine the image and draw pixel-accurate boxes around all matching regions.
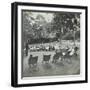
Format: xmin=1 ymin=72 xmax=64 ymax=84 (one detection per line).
xmin=22 ymin=10 xmax=80 ymax=78
xmin=11 ymin=2 xmax=87 ymax=87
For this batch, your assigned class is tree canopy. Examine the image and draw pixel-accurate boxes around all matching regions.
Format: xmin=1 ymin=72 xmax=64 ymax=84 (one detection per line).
xmin=22 ymin=11 xmax=80 ymax=44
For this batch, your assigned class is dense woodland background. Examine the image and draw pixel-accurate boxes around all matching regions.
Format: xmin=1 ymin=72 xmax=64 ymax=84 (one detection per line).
xmin=22 ymin=11 xmax=80 ymax=46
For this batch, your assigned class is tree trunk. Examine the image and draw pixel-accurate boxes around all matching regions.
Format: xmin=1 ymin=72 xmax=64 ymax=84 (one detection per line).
xmin=60 ymin=27 xmax=63 ymax=44
xmin=74 ymin=30 xmax=76 ymax=46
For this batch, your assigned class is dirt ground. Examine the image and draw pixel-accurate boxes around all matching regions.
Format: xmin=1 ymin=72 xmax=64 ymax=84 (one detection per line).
xmin=22 ymin=51 xmax=80 ymax=78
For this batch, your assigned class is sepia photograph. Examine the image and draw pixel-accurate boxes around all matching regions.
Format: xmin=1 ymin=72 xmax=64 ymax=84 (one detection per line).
xmin=11 ymin=2 xmax=87 ymax=87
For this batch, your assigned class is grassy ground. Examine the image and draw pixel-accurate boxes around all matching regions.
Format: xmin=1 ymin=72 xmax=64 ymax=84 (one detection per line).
xmin=22 ymin=51 xmax=80 ymax=78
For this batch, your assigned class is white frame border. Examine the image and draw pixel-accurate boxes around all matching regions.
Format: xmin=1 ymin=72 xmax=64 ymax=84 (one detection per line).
xmin=17 ymin=5 xmax=86 ymax=84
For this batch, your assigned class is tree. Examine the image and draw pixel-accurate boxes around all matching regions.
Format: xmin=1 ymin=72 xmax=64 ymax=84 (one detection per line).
xmin=51 ymin=12 xmax=80 ymax=45
xmin=22 ymin=12 xmax=35 ymax=45
xmin=22 ymin=12 xmax=49 ymax=44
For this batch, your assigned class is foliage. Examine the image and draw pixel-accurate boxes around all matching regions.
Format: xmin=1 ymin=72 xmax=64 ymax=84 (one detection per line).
xmin=22 ymin=11 xmax=80 ymax=44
